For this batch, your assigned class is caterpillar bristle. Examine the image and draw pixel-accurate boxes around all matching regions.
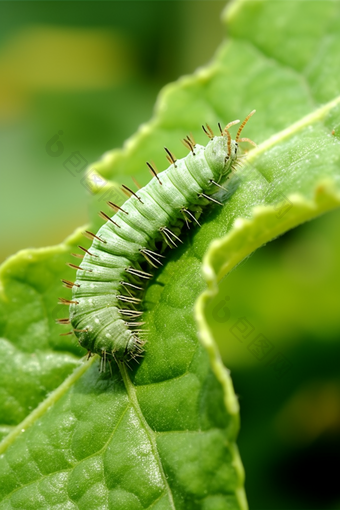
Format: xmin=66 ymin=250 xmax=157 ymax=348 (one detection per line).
xmin=159 ymin=226 xmax=183 ymax=248
xmin=132 ymin=353 xmax=144 ymax=360
xmin=202 ymin=124 xmax=214 ymax=139
xmin=129 ymin=354 xmax=140 ymax=365
xmin=160 ymin=229 xmax=176 ymax=247
xmin=146 ymin=162 xmax=162 ymax=185
xmin=181 ymin=208 xmax=201 ymax=227
xmin=129 ymin=345 xmax=145 ymax=357
xmin=60 ymin=331 xmax=73 ymax=336
xmin=232 ymin=160 xmax=242 ymax=169
xmin=122 ymin=184 xmax=144 ymax=204
xmin=186 ymin=134 xmax=196 ymax=146
xmin=78 ymin=246 xmax=98 ymax=257
xmin=122 ymin=285 xmax=135 ymax=298
xmin=134 ymin=345 xmax=146 ymax=354
xmin=145 ymin=248 xmax=165 ymax=259
xmin=61 ymin=279 xmax=80 ymax=289
xmin=142 ymin=248 xmax=164 ymax=261
xmin=202 ymin=125 xmax=211 ymax=139
xmin=119 ymin=309 xmax=143 ymax=317
xmin=67 ymin=263 xmax=85 ymax=271
xmin=133 ymin=345 xmax=144 ymax=352
xmin=83 ymin=230 xmax=107 ymax=244
xmin=180 ymin=208 xmax=190 ymax=228
xmin=182 ymin=138 xmax=194 ymax=153
xmin=224 ymin=119 xmax=240 ymax=132
xmin=132 ymin=176 xmax=142 ymax=190
xmin=183 ymin=136 xmax=196 ymax=155
xmin=135 ymin=335 xmax=146 ymax=342
xmin=125 ymin=267 xmax=153 ymax=279
xmin=117 ymin=295 xmax=141 ymax=303
xmin=71 ymin=252 xmax=83 ymax=259
xmin=107 ymin=202 xmax=128 ymax=215
xmin=210 ymin=179 xmax=228 ymax=192
xmin=198 ymin=193 xmax=223 ymax=206
xmin=218 ymin=122 xmax=224 ymax=136
xmin=236 ymin=110 xmax=256 ymax=142
xmin=238 ymin=137 xmax=257 ymax=147
xmin=164 ymin=147 xmax=177 ymax=167
xmin=99 ymin=353 xmax=106 ymax=373
xmin=120 ymin=281 xmax=143 ymax=291
xmin=99 ymin=211 xmax=121 ymax=228
xmin=140 ymin=248 xmax=164 ymax=267
xmin=58 ymin=297 xmax=79 ymax=305
xmin=224 ymin=129 xmax=232 ymax=156
xmin=140 ymin=251 xmax=158 ymax=268
xmin=56 ymin=318 xmax=71 ymax=325
xmin=124 ymin=358 xmax=132 ymax=370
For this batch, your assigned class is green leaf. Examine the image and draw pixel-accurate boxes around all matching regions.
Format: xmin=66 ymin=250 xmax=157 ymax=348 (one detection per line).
xmin=1 ymin=1 xmax=340 ymax=509
xmin=0 ymin=229 xmax=85 ymax=434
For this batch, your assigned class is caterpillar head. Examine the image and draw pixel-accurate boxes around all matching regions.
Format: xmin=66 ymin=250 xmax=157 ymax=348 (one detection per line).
xmin=203 ymin=110 xmax=256 ymax=180
xmin=204 ymin=135 xmax=238 ymax=180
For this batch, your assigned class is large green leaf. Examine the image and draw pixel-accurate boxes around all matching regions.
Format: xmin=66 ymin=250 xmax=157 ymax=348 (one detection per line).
xmin=1 ymin=1 xmax=340 ymax=508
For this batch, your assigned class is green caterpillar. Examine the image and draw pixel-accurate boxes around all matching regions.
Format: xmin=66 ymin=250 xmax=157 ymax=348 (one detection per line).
xmin=58 ymin=111 xmax=256 ymax=366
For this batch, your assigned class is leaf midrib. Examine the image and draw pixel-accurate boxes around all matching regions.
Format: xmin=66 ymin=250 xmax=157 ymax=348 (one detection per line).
xmin=0 ymin=356 xmax=95 ymax=455
xmin=246 ymin=95 xmax=340 ymax=167
xmin=119 ymin=363 xmax=176 ymax=510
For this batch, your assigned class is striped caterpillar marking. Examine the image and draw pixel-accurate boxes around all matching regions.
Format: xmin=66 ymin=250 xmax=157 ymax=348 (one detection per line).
xmin=58 ymin=111 xmax=256 ymax=366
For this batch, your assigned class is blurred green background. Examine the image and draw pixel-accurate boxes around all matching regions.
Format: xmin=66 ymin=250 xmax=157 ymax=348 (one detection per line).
xmin=207 ymin=207 xmax=340 ymax=510
xmin=0 ymin=0 xmax=225 ymax=264
xmin=1 ymin=2 xmax=340 ymax=510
